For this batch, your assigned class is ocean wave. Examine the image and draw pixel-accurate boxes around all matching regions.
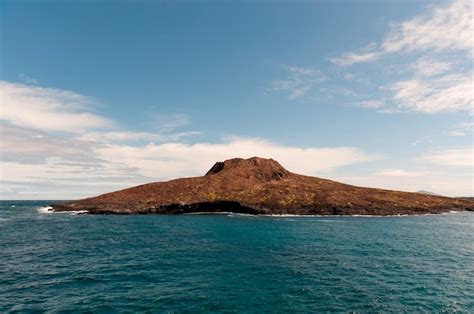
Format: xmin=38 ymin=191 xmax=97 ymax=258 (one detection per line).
xmin=186 ymin=212 xmax=443 ymax=218
xmin=264 ymin=214 xmax=311 ymax=217
xmin=53 ymin=210 xmax=89 ymax=215
xmin=188 ymin=211 xmax=234 ymax=215
xmin=69 ymin=210 xmax=89 ymax=215
xmin=36 ymin=206 xmax=53 ymax=214
xmin=267 ymin=214 xmax=399 ymax=218
xmin=36 ymin=206 xmax=89 ymax=215
xmin=187 ymin=212 xmax=256 ymax=217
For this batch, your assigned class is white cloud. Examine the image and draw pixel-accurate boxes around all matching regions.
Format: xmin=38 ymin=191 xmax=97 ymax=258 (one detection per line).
xmin=333 ymin=171 xmax=473 ymax=197
xmin=152 ymin=113 xmax=190 ymax=131
xmin=0 ymin=81 xmax=113 ymax=133
xmin=412 ymin=57 xmax=452 ymax=77
xmin=342 ymin=72 xmax=369 ymax=83
xmin=332 ymin=145 xmax=473 ymax=196
xmin=418 ymin=147 xmax=473 ymax=166
xmin=0 ymin=161 xmax=150 ymax=199
xmin=358 ymin=100 xmax=384 ymax=109
xmin=330 ymin=51 xmax=381 ymax=67
xmin=0 ymin=124 xmax=148 ymax=198
xmin=447 ymin=122 xmax=473 ymax=137
xmin=271 ymin=65 xmax=326 ymax=99
xmin=382 ymin=0 xmax=473 ymax=55
xmin=94 ymin=137 xmax=379 ymax=180
xmin=18 ymin=74 xmax=39 ymax=85
xmin=327 ymin=0 xmax=474 ymax=115
xmin=0 ymin=124 xmax=102 ymax=164
xmin=0 ymin=81 xmax=201 ymax=143
xmin=390 ymin=74 xmax=473 ymax=113
xmin=374 ymin=169 xmax=430 ymax=177
xmin=331 ymin=0 xmax=473 ymax=66
xmin=77 ymin=130 xmax=201 ymax=143
xmin=447 ymin=130 xmax=466 ymax=137
xmin=287 ymin=66 xmax=318 ymax=76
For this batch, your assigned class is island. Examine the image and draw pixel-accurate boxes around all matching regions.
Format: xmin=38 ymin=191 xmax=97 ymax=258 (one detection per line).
xmin=52 ymin=157 xmax=474 ymax=215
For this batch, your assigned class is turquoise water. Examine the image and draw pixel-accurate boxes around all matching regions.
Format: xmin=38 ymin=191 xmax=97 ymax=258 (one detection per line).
xmin=1 ymin=201 xmax=473 ymax=312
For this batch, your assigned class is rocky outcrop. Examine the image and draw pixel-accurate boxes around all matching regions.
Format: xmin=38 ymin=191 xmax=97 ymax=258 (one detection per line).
xmin=52 ymin=157 xmax=474 ymax=215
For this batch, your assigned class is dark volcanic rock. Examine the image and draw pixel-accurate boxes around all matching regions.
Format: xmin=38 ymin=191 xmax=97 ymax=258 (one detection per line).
xmin=52 ymin=157 xmax=474 ymax=215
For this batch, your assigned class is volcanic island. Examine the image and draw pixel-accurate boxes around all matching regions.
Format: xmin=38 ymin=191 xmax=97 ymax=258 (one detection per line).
xmin=52 ymin=157 xmax=474 ymax=215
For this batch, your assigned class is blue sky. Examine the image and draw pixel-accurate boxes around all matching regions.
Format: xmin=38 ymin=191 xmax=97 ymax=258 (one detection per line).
xmin=1 ymin=0 xmax=472 ymax=199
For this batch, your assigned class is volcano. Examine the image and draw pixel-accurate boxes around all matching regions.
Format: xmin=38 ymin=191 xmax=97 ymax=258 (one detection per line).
xmin=52 ymin=157 xmax=474 ymax=215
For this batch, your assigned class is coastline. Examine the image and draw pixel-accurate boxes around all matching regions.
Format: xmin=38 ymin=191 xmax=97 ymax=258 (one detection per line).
xmin=40 ymin=206 xmax=470 ymax=217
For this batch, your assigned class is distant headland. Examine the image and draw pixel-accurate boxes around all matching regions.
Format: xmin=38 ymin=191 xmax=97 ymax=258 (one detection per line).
xmin=52 ymin=157 xmax=474 ymax=215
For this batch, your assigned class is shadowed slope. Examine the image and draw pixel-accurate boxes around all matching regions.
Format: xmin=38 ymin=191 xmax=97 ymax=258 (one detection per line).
xmin=52 ymin=157 xmax=474 ymax=215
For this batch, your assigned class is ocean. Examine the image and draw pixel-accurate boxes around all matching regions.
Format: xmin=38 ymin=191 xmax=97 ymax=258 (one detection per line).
xmin=1 ymin=200 xmax=473 ymax=312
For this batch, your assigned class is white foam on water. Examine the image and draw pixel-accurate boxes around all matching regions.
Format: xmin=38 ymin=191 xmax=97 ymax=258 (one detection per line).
xmin=188 ymin=212 xmax=235 ymax=215
xmin=228 ymin=213 xmax=258 ymax=217
xmin=52 ymin=210 xmax=89 ymax=215
xmin=36 ymin=206 xmax=89 ymax=215
xmin=265 ymin=214 xmax=303 ymax=217
xmin=168 ymin=210 xmax=467 ymax=218
xmin=188 ymin=212 xmax=438 ymax=218
xmin=70 ymin=210 xmax=89 ymax=215
xmin=187 ymin=212 xmax=257 ymax=217
xmin=350 ymin=214 xmax=385 ymax=217
xmin=36 ymin=206 xmax=53 ymax=214
xmin=11 ymin=205 xmax=15 ymax=208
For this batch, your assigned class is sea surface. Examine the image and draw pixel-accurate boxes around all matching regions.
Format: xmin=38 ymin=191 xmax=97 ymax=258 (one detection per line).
xmin=1 ymin=200 xmax=473 ymax=312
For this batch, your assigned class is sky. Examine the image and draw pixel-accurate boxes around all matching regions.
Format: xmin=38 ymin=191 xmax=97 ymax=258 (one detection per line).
xmin=0 ymin=0 xmax=472 ymax=199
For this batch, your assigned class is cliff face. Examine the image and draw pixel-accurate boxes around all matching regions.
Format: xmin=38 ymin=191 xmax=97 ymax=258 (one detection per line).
xmin=52 ymin=157 xmax=474 ymax=215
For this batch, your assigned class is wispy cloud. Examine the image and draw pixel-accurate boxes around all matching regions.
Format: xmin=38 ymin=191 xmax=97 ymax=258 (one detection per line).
xmin=0 ymin=124 xmax=102 ymax=164
xmin=342 ymin=72 xmax=369 ymax=84
xmin=390 ymin=73 xmax=473 ymax=113
xmin=331 ymin=0 xmax=473 ymax=67
xmin=374 ymin=169 xmax=430 ymax=177
xmin=152 ymin=113 xmax=191 ymax=131
xmin=447 ymin=122 xmax=474 ymax=137
xmin=330 ymin=51 xmax=381 ymax=67
xmin=0 ymin=124 xmax=150 ymax=199
xmin=411 ymin=57 xmax=452 ymax=77
xmin=18 ymin=74 xmax=39 ymax=85
xmin=447 ymin=130 xmax=466 ymax=137
xmin=357 ymin=100 xmax=384 ymax=109
xmin=78 ymin=130 xmax=201 ymax=143
xmin=328 ymin=0 xmax=473 ymax=115
xmin=418 ymin=147 xmax=473 ymax=166
xmin=270 ymin=65 xmax=326 ymax=100
xmin=382 ymin=0 xmax=473 ymax=55
xmin=0 ymin=81 xmax=201 ymax=142
xmin=333 ymin=171 xmax=473 ymax=197
xmin=0 ymin=81 xmax=113 ymax=133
